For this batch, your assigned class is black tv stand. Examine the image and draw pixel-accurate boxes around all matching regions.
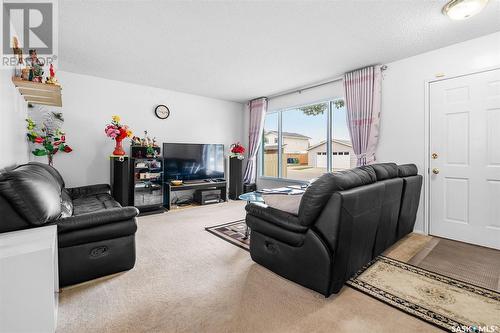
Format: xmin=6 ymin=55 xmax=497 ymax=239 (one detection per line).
xmin=164 ymin=181 xmax=227 ymax=210
xmin=201 ymin=178 xmax=225 ymax=183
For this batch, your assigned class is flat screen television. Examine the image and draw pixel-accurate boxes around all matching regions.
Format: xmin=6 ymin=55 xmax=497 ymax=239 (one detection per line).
xmin=163 ymin=143 xmax=225 ymax=182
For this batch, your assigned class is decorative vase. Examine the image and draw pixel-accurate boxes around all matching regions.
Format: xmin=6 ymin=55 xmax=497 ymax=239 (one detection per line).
xmin=113 ymin=137 xmax=126 ymax=156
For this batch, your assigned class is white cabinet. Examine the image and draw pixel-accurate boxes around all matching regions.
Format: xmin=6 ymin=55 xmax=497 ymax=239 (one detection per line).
xmin=0 ymin=225 xmax=58 ymax=333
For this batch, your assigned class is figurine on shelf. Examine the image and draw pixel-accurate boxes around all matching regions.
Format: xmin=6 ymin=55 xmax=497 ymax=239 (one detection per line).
xmin=45 ymin=64 xmax=60 ymax=85
xmin=141 ymin=131 xmax=152 ymax=147
xmin=146 ymin=146 xmax=155 ymax=158
xmin=27 ymin=49 xmax=44 ymax=82
xmin=131 ymin=136 xmax=142 ymax=146
xmin=12 ymin=37 xmax=23 ymax=78
xmin=130 ymin=131 xmax=160 ymax=158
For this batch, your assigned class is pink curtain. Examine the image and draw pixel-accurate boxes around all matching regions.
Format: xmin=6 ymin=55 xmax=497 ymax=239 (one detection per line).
xmin=243 ymin=97 xmax=268 ymax=184
xmin=343 ymin=65 xmax=382 ymax=166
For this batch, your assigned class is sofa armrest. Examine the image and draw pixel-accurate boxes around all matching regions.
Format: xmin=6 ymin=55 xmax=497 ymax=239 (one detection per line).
xmin=57 ymin=207 xmax=139 ymax=233
xmin=67 ymin=184 xmax=111 ymax=199
xmin=245 ymin=203 xmax=307 ymax=233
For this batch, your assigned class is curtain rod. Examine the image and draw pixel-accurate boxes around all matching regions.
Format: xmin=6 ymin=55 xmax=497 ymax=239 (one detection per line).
xmin=267 ymin=65 xmax=387 ymax=100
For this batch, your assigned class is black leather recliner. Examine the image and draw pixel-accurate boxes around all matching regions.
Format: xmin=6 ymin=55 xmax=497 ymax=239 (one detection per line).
xmin=245 ymin=163 xmax=422 ymax=297
xmin=0 ymin=162 xmax=138 ymax=287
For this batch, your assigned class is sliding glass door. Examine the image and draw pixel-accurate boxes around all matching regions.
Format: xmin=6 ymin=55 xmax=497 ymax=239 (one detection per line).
xmin=330 ymin=100 xmax=355 ymax=171
xmin=281 ymin=102 xmax=327 ymax=181
xmin=260 ymin=98 xmax=349 ymax=181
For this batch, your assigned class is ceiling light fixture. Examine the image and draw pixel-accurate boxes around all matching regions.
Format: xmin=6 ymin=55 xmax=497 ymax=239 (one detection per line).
xmin=442 ymin=0 xmax=489 ymax=20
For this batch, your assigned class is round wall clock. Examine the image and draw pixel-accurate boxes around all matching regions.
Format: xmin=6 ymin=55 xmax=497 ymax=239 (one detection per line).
xmin=154 ymin=105 xmax=170 ymax=119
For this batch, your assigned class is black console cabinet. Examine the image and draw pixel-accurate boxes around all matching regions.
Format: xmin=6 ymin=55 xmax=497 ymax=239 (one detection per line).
xmin=130 ymin=146 xmax=164 ymax=214
xmin=229 ymin=157 xmax=243 ymax=200
xmin=164 ymin=181 xmax=227 ymax=210
xmin=110 ymin=156 xmax=129 ymax=207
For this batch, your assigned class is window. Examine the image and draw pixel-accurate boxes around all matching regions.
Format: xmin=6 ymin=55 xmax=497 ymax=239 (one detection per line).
xmin=279 ymin=102 xmax=328 ymax=180
xmin=331 ymin=101 xmax=354 ymax=171
xmin=260 ymin=98 xmax=353 ymax=181
xmin=262 ymin=112 xmax=279 ymax=177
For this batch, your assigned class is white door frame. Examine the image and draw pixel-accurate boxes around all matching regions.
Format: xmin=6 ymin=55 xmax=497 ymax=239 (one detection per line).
xmin=423 ymin=65 xmax=500 ymax=235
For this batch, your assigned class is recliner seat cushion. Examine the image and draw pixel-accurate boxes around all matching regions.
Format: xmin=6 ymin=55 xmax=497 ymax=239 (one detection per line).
xmin=72 ymin=193 xmax=121 ymax=215
xmin=0 ymin=164 xmax=62 ymax=225
xmin=68 ymin=184 xmax=111 ymax=200
xmin=298 ymin=167 xmax=376 ymax=226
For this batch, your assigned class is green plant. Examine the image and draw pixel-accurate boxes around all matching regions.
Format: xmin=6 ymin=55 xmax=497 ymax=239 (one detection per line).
xmin=26 ymin=112 xmax=72 ymax=166
xmin=299 ymin=100 xmax=345 ymax=116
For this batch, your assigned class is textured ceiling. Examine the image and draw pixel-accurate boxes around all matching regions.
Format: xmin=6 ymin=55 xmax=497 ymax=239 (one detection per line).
xmin=59 ymin=0 xmax=500 ymax=102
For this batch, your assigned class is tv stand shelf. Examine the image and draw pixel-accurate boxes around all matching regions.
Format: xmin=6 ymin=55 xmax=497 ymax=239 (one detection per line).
xmin=164 ymin=181 xmax=227 ymax=210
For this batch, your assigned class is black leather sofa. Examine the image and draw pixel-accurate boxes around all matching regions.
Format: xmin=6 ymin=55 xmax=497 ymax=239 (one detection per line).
xmin=245 ymin=163 xmax=422 ymax=297
xmin=0 ymin=162 xmax=138 ymax=287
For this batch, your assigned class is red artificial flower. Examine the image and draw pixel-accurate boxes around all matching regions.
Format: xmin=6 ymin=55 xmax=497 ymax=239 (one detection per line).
xmin=61 ymin=135 xmax=66 ymax=142
xmin=117 ymin=127 xmax=128 ymax=140
xmin=231 ymin=143 xmax=245 ymax=154
xmin=64 ymin=146 xmax=73 ymax=153
xmin=34 ymin=137 xmax=44 ymax=144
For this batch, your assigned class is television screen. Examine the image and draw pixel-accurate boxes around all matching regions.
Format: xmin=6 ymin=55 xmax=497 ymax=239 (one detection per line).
xmin=163 ymin=143 xmax=225 ymax=181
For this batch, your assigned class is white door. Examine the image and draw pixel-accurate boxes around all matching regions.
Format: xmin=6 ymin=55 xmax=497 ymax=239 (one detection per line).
xmin=430 ymin=68 xmax=500 ymax=250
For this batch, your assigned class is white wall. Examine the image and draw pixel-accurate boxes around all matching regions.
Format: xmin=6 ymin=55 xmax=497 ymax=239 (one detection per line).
xmin=34 ymin=71 xmax=245 ymax=187
xmin=378 ymin=31 xmax=500 ymax=232
xmin=0 ymin=70 xmax=29 ymax=169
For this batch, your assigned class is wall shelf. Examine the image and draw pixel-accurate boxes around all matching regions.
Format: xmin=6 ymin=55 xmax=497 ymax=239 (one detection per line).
xmin=11 ymin=77 xmax=62 ymax=107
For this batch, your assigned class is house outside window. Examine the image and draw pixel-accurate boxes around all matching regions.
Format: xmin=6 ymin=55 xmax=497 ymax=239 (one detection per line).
xmin=260 ymin=99 xmax=356 ymax=181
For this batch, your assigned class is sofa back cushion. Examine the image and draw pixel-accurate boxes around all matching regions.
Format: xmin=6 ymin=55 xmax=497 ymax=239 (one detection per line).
xmin=28 ymin=162 xmax=65 ymax=189
xmin=369 ymin=163 xmax=399 ymax=180
xmin=397 ymin=164 xmax=418 ymax=177
xmin=0 ymin=164 xmax=62 ymax=225
xmin=298 ymin=167 xmax=376 ymax=226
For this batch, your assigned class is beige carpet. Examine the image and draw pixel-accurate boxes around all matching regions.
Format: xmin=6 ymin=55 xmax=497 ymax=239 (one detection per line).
xmin=57 ymin=201 xmax=441 ymax=333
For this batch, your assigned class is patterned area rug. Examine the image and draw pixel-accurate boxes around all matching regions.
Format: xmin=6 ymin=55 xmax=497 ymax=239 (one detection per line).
xmin=205 ymin=220 xmax=249 ymax=251
xmin=346 ymin=256 xmax=500 ymax=332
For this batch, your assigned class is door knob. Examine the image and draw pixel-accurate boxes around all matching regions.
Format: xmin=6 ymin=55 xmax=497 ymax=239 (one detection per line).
xmin=432 ymin=168 xmax=440 ymax=175
xmin=431 ymin=153 xmax=438 ymax=159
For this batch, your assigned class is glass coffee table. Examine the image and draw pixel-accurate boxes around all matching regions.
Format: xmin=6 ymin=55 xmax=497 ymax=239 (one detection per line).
xmin=239 ymin=191 xmax=265 ymax=239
